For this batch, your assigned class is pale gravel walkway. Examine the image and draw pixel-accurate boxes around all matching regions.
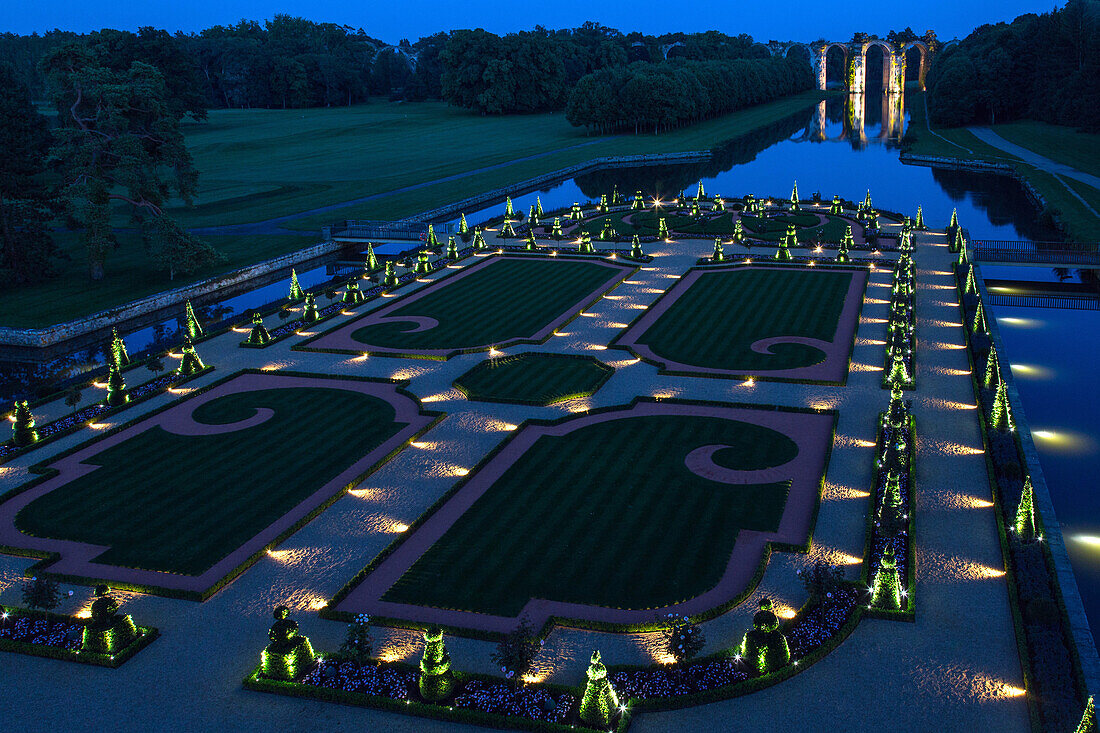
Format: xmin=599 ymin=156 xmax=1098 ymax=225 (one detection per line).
xmin=0 ymin=226 xmax=1028 ymax=732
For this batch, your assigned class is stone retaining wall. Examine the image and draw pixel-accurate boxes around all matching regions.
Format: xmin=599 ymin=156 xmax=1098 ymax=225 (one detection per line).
xmin=0 ymin=240 xmax=342 ymax=350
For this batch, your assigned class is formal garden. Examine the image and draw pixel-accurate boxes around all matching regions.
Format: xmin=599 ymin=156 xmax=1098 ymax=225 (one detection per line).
xmin=0 ymin=185 xmax=1089 ymax=732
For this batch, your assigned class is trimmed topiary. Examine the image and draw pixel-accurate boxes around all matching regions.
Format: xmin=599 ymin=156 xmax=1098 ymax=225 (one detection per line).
xmin=711 ymin=237 xmax=724 ymax=262
xmin=425 ymin=224 xmax=439 ymax=248
xmin=783 ymin=223 xmax=798 ymax=249
xmin=528 ymin=204 xmax=539 ymax=228
xmin=732 ymin=218 xmax=744 ymax=243
xmin=630 ymin=235 xmax=643 ymax=259
xmin=500 ymin=220 xmax=516 ymax=238
xmin=991 ymin=380 xmax=1014 ymax=432
xmin=415 ymin=250 xmax=432 ymax=275
xmin=81 ymin=585 xmax=138 ymax=655
xmin=984 ymin=346 xmax=1001 ymax=389
xmin=551 ymin=218 xmax=563 ymax=240
xmin=383 ymin=261 xmax=398 ymax=287
xmin=570 ymin=202 xmax=583 ymax=221
xmin=301 ymin=293 xmax=319 ymax=323
xmin=184 ymin=300 xmax=204 ymax=340
xmin=870 ymin=545 xmax=903 ymax=610
xmin=964 ymin=266 xmax=977 ymax=295
xmin=472 ymin=228 xmax=487 ymax=251
xmin=696 ymin=179 xmax=705 ymax=200
xmin=504 ymin=197 xmax=515 ymax=220
xmin=739 ymin=599 xmax=790 ymax=674
xmin=690 ymin=200 xmax=700 ymax=218
xmin=536 ymin=196 xmax=544 ymax=217
xmin=260 ymin=605 xmax=315 ymax=681
xmin=632 ymin=191 xmax=643 ymax=210
xmin=105 ymin=363 xmax=129 ymax=408
xmin=365 ymin=244 xmax=380 ymax=272
xmin=445 ymin=236 xmax=459 ymax=260
xmin=1015 ymin=476 xmax=1037 ymax=540
xmin=525 ymin=229 xmax=538 ymax=251
xmin=830 ymin=194 xmax=842 ymax=216
xmin=578 ymin=232 xmax=595 ymax=254
xmin=837 ymin=226 xmax=853 ymax=263
xmin=713 ymin=193 xmax=725 ymax=212
xmin=110 ymin=327 xmax=129 ymax=369
xmin=951 ymin=227 xmax=965 ymax=254
xmin=11 ymin=400 xmax=37 ymax=447
xmin=579 ymin=650 xmax=619 ymax=727
xmin=657 ymin=217 xmax=669 ymax=240
xmin=789 ymin=180 xmax=800 ymax=212
xmin=949 ymin=207 xmax=958 ymax=232
xmin=888 ymin=349 xmax=910 ymax=388
xmin=178 ymin=337 xmax=205 ymax=376
xmin=342 ymin=280 xmax=364 ymax=306
xmin=288 ymin=268 xmax=305 ymax=302
xmin=915 ymin=205 xmax=926 ymax=230
xmin=972 ymin=300 xmax=988 ymax=335
xmin=597 ymin=194 xmax=608 ymax=214
xmin=599 ymin=217 xmax=615 ymax=241
xmin=1074 ymin=696 xmax=1095 ymax=733
xmin=458 ymin=213 xmax=469 ymax=236
xmin=418 ymin=625 xmax=456 ymax=702
xmin=245 ymin=312 xmax=270 ymax=346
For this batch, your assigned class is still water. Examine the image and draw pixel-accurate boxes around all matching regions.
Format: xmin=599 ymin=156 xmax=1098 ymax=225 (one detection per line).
xmin=11 ymin=93 xmax=1100 ymax=644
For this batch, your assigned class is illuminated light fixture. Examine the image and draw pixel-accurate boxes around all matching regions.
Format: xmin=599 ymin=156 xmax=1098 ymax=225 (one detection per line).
xmin=354 ymin=353 xmax=369 ymax=362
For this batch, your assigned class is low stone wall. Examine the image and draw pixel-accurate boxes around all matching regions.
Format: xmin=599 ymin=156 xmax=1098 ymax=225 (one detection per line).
xmin=0 ymin=240 xmax=340 ymax=350
xmin=400 ymin=151 xmax=713 ymax=225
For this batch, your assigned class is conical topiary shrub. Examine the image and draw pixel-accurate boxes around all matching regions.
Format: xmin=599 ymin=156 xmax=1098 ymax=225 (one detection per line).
xmin=789 ymin=180 xmax=800 ymax=211
xmin=288 ymin=269 xmax=305 ymax=301
xmin=366 ymin=244 xmax=380 ymax=271
xmin=983 ymin=346 xmax=1000 ymax=389
xmin=458 ymin=213 xmax=469 ymax=236
xmin=11 ymin=400 xmax=37 ymax=447
xmin=110 ymin=327 xmax=129 ymax=369
xmin=105 ymin=363 xmax=129 ymax=407
xmin=525 ymin=229 xmax=538 ymax=251
xmin=184 ymin=300 xmax=204 ymax=339
xmin=418 ymin=626 xmax=456 ymax=702
xmin=245 ymin=312 xmax=270 ymax=346
xmin=871 ymin=545 xmax=903 ymax=610
xmin=991 ymin=380 xmax=1014 ymax=432
xmin=425 ymin=224 xmax=439 ymax=249
xmin=578 ymin=650 xmax=619 ymax=727
xmin=1015 ymin=476 xmax=1037 ymax=540
xmin=473 ymin=228 xmax=487 ymax=251
xmin=915 ymin=205 xmax=926 ymax=230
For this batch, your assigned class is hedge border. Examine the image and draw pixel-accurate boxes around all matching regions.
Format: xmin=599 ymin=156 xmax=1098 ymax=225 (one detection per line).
xmin=451 ymin=352 xmax=615 ymax=407
xmin=320 ymin=397 xmax=837 ymax=640
xmin=0 ymin=607 xmax=158 ymax=668
xmin=0 ymin=368 xmax=444 ymax=602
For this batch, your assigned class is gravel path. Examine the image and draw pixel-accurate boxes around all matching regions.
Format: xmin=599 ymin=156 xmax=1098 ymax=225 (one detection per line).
xmin=0 ymin=224 xmax=1028 ymax=732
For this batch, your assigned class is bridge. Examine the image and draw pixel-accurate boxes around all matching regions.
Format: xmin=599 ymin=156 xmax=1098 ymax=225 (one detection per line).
xmin=771 ymin=39 xmax=944 ymax=94
xmin=973 ymin=240 xmax=1100 ymax=269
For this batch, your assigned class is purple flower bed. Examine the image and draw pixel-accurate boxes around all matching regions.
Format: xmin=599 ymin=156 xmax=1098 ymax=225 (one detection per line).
xmin=611 ymin=587 xmax=859 ymax=702
xmin=302 ymin=658 xmax=415 ymax=699
xmin=453 ymin=679 xmax=574 ymax=724
xmin=0 ymin=615 xmax=83 ymax=651
xmin=0 ymin=371 xmax=182 ymax=461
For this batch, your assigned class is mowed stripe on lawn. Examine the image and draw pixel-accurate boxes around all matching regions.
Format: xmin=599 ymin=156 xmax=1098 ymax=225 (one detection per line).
xmin=15 ymin=388 xmax=404 ymax=575
xmin=640 ymin=268 xmax=853 ymax=372
xmin=383 ymin=414 xmax=797 ymax=616
xmin=351 ymin=258 xmax=620 ymax=350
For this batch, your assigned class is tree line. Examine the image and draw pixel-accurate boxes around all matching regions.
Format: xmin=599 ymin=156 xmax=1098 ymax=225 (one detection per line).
xmin=565 ymin=57 xmax=813 ymax=135
xmin=926 ymin=0 xmax=1100 ymax=129
xmin=0 ymin=20 xmax=778 ymax=113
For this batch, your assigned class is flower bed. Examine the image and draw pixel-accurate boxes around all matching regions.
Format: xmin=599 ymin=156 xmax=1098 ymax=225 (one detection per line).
xmin=0 ymin=607 xmax=158 ymax=667
xmin=0 ymin=366 xmax=212 ymax=465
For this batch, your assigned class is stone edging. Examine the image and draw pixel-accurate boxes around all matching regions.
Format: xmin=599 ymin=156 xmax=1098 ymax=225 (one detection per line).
xmin=0 ymin=240 xmax=342 ymax=349
xmin=974 ymin=263 xmax=1100 ymax=698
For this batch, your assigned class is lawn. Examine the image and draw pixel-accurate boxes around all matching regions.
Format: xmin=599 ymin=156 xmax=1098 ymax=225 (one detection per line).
xmin=453 ymin=353 xmax=613 ymax=405
xmin=346 ymin=258 xmax=626 ymax=353
xmin=739 ymin=214 xmax=851 ymax=243
xmin=381 ymin=413 xmax=797 ymax=616
xmin=634 ymin=268 xmax=854 ymax=372
xmin=14 ymin=386 xmax=406 ymax=575
xmin=991 ymin=120 xmax=1100 ymax=179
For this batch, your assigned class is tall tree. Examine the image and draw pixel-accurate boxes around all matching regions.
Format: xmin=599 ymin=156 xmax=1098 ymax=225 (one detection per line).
xmin=43 ymin=44 xmax=223 ymax=280
xmin=0 ymin=63 xmax=63 ymax=285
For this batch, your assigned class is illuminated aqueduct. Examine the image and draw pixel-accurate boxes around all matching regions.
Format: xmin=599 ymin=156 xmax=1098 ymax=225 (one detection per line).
xmin=775 ymin=40 xmax=934 ymax=93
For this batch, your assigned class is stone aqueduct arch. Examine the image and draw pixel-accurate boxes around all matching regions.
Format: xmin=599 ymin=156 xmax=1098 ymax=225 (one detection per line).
xmin=773 ymin=39 xmax=930 ymax=93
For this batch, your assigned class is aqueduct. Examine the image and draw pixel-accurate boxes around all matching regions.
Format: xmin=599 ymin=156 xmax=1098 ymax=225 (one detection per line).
xmin=778 ymin=39 xmax=931 ymax=93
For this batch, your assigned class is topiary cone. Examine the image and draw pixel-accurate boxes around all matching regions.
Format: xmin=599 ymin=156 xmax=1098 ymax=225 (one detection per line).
xmin=579 ymin=650 xmax=619 ymax=727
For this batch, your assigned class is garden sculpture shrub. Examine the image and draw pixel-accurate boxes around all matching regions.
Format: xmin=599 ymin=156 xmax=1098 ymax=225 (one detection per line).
xmin=415 ymin=250 xmax=431 ymax=275
xmin=105 ymin=363 xmax=129 ymax=407
xmin=261 ymin=605 xmax=316 ymax=681
xmin=302 ymin=293 xmax=319 ymax=324
xmin=110 ymin=327 xmax=129 ymax=369
xmin=739 ymin=599 xmax=790 ymax=674
xmin=185 ymin=300 xmax=204 ymax=339
xmin=178 ymin=337 xmax=206 ymax=376
xmin=446 ymin=236 xmax=459 ymax=260
xmin=871 ymin=546 xmax=903 ymax=610
xmin=579 ymin=650 xmax=619 ymax=727
xmin=246 ymin=312 xmax=270 ymax=346
xmin=711 ymin=237 xmax=724 ymax=262
xmin=287 ymin=268 xmax=305 ymax=301
xmin=418 ymin=625 xmax=456 ymax=702
xmin=11 ymin=400 xmax=38 ymax=447
xmin=81 ymin=585 xmax=138 ymax=655
xmin=383 ymin=261 xmax=398 ymax=287
xmin=630 ymin=235 xmax=643 ymax=259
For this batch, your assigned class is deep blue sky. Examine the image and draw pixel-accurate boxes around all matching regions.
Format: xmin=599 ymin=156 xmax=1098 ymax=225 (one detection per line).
xmin=0 ymin=0 xmax=1051 ymax=43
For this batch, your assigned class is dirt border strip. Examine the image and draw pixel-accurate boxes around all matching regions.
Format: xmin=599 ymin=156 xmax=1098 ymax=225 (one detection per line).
xmin=610 ymin=264 xmax=870 ymax=383
xmin=333 ymin=400 xmax=833 ymax=634
xmin=0 ymin=371 xmax=440 ymax=599
xmin=294 ymin=254 xmax=636 ymax=360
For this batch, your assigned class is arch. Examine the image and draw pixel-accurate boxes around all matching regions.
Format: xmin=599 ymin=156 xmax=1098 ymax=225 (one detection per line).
xmin=660 ymin=41 xmax=685 ymax=60
xmin=820 ymin=42 xmax=849 ymax=90
xmin=784 ymin=42 xmax=813 ymax=64
xmin=900 ymin=40 xmax=930 ymax=89
xmin=856 ymin=39 xmax=901 ymax=95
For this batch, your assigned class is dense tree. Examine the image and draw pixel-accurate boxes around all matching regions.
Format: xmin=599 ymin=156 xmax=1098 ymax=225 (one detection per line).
xmin=928 ymin=0 xmax=1100 ymax=130
xmin=43 ymin=45 xmax=223 ymax=280
xmin=0 ymin=63 xmax=63 ymax=285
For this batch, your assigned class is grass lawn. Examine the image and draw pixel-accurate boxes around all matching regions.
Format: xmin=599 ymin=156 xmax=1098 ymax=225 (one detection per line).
xmin=991 ymin=120 xmax=1100 ymax=179
xmin=637 ymin=268 xmax=854 ymax=372
xmin=14 ymin=387 xmax=405 ymax=575
xmin=350 ymin=258 xmax=622 ymax=351
xmin=382 ymin=413 xmax=797 ymax=615
xmin=0 ymin=231 xmax=318 ymax=329
xmin=453 ymin=353 xmax=613 ymax=405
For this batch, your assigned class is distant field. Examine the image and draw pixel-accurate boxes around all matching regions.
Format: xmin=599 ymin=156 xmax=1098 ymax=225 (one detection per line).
xmin=992 ymin=121 xmax=1100 ymax=180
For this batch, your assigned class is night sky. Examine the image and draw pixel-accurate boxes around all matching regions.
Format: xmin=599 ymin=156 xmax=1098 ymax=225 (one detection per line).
xmin=1 ymin=0 xmax=1052 ymax=43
